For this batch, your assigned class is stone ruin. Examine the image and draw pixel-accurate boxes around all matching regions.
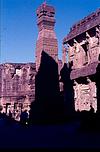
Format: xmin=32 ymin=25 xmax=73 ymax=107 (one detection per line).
xmin=0 ymin=63 xmax=36 ymax=120
xmin=63 ymin=8 xmax=100 ymax=112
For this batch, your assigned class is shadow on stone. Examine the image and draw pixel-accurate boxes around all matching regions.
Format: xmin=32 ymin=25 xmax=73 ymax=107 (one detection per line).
xmin=29 ymin=51 xmax=64 ymax=124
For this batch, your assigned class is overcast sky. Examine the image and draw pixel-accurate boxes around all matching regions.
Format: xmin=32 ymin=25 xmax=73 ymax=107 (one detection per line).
xmin=1 ymin=0 xmax=100 ymax=63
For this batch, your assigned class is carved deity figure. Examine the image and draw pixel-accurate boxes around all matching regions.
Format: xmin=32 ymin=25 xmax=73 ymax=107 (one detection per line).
xmin=73 ymin=39 xmax=83 ymax=68
xmin=86 ymin=31 xmax=99 ymax=48
xmin=86 ymin=31 xmax=99 ymax=62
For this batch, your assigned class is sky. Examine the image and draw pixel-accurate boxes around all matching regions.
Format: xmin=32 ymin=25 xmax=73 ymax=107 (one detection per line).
xmin=0 ymin=0 xmax=100 ymax=64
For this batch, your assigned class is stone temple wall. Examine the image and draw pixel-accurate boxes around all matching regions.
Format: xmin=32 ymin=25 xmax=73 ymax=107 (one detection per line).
xmin=0 ymin=63 xmax=36 ymax=120
xmin=63 ymin=8 xmax=100 ymax=112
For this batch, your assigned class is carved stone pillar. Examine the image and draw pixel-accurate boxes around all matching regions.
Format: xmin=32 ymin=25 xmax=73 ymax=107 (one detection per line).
xmin=86 ymin=31 xmax=91 ymax=64
xmin=80 ymin=83 xmax=90 ymax=111
xmin=87 ymin=27 xmax=99 ymax=63
xmin=73 ymin=80 xmax=80 ymax=111
xmin=87 ymin=77 xmax=97 ymax=112
xmin=73 ymin=39 xmax=83 ymax=69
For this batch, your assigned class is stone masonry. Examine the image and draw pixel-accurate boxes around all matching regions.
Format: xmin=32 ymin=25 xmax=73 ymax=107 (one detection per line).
xmin=36 ymin=2 xmax=58 ymax=71
xmin=0 ymin=63 xmax=36 ymax=120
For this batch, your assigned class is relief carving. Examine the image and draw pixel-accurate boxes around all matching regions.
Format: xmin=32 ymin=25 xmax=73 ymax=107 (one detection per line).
xmin=73 ymin=40 xmax=83 ymax=68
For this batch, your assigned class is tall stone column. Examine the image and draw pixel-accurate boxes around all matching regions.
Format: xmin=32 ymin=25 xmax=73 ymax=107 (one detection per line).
xmin=36 ymin=2 xmax=58 ymax=71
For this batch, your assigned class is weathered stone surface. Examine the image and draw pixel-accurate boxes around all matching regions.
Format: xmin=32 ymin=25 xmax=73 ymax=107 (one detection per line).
xmin=74 ymin=79 xmax=97 ymax=112
xmin=63 ymin=8 xmax=100 ymax=112
xmin=0 ymin=63 xmax=36 ymax=120
xmin=70 ymin=61 xmax=99 ymax=79
xmin=63 ymin=8 xmax=100 ymax=43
